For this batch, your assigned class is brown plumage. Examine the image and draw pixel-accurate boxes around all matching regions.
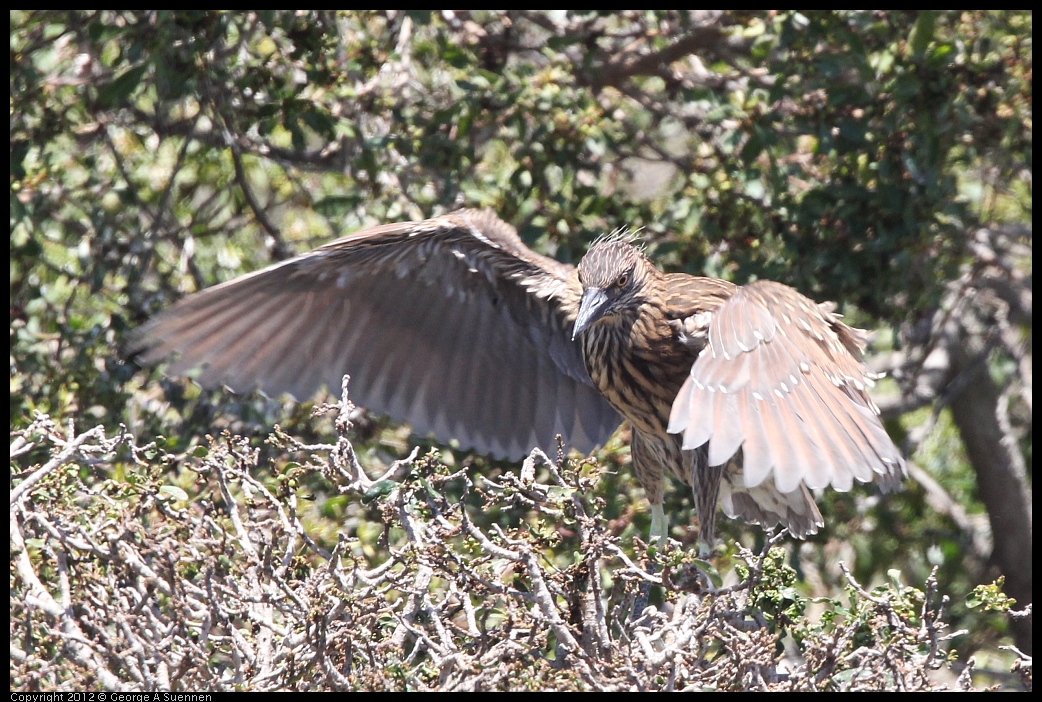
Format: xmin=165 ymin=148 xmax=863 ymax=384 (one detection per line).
xmin=573 ymin=240 xmax=904 ymax=552
xmin=130 ymin=209 xmax=905 ymax=553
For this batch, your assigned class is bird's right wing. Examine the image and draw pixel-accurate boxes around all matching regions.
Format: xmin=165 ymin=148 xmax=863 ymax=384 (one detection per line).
xmin=128 ymin=209 xmax=621 ymax=460
xmin=667 ymin=280 xmax=904 ymax=494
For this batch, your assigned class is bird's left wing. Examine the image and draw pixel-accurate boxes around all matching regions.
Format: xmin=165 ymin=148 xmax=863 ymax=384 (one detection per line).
xmin=667 ymin=280 xmax=904 ymax=494
xmin=129 ymin=209 xmax=621 ymax=460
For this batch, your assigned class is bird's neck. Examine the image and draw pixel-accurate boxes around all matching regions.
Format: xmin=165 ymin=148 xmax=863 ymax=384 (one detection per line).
xmin=579 ymin=279 xmax=697 ymax=437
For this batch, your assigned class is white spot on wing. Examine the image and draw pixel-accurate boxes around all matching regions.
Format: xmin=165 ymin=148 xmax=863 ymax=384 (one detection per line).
xmin=462 ymin=215 xmax=501 ymax=249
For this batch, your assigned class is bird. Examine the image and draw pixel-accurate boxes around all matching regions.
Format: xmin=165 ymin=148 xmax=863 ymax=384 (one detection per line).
xmin=129 ymin=208 xmax=905 ymax=554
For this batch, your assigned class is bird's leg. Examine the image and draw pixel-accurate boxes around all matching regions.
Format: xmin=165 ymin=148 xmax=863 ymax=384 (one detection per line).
xmin=629 ymin=431 xmax=669 ymax=620
xmin=632 ymin=502 xmax=668 ymax=621
xmin=691 ymin=445 xmax=723 ymax=559
xmin=649 ymin=503 xmax=669 ymax=547
xmin=695 ymin=534 xmax=712 ymax=559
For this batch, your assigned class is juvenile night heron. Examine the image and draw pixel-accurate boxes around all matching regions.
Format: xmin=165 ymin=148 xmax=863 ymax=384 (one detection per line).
xmin=130 ymin=209 xmax=905 ymax=554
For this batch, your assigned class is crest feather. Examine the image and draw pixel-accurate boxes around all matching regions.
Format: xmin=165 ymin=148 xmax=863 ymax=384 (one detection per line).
xmin=592 ymin=225 xmax=646 ymax=253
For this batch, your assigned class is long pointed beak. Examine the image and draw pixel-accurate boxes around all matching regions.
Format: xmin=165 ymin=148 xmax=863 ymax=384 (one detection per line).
xmin=572 ymin=287 xmax=611 ymax=340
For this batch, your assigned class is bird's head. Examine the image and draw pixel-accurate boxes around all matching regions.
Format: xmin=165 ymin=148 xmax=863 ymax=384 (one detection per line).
xmin=573 ymin=240 xmax=653 ymax=340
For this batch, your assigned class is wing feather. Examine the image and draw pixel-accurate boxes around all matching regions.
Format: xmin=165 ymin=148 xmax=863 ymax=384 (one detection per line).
xmin=669 ymin=278 xmax=904 ymax=496
xmin=129 ymin=209 xmax=621 ymax=460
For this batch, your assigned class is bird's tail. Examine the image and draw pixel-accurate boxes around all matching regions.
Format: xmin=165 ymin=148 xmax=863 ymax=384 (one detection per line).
xmin=717 ymin=454 xmax=824 ymax=539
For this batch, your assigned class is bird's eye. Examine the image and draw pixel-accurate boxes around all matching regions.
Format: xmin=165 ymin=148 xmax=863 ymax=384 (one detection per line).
xmin=616 ymin=274 xmax=629 ymax=288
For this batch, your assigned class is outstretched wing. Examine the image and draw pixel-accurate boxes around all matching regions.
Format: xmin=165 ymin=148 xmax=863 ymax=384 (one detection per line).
xmin=129 ymin=209 xmax=621 ymax=460
xmin=667 ymin=280 xmax=904 ymax=494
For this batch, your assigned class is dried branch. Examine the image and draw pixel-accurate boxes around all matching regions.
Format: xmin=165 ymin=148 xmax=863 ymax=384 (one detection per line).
xmin=10 ymin=398 xmax=1017 ymax=691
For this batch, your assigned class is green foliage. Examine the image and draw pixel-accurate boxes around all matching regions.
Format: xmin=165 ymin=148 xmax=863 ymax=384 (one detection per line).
xmin=735 ymin=547 xmax=807 ymax=633
xmin=966 ymin=577 xmax=1016 ymax=613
